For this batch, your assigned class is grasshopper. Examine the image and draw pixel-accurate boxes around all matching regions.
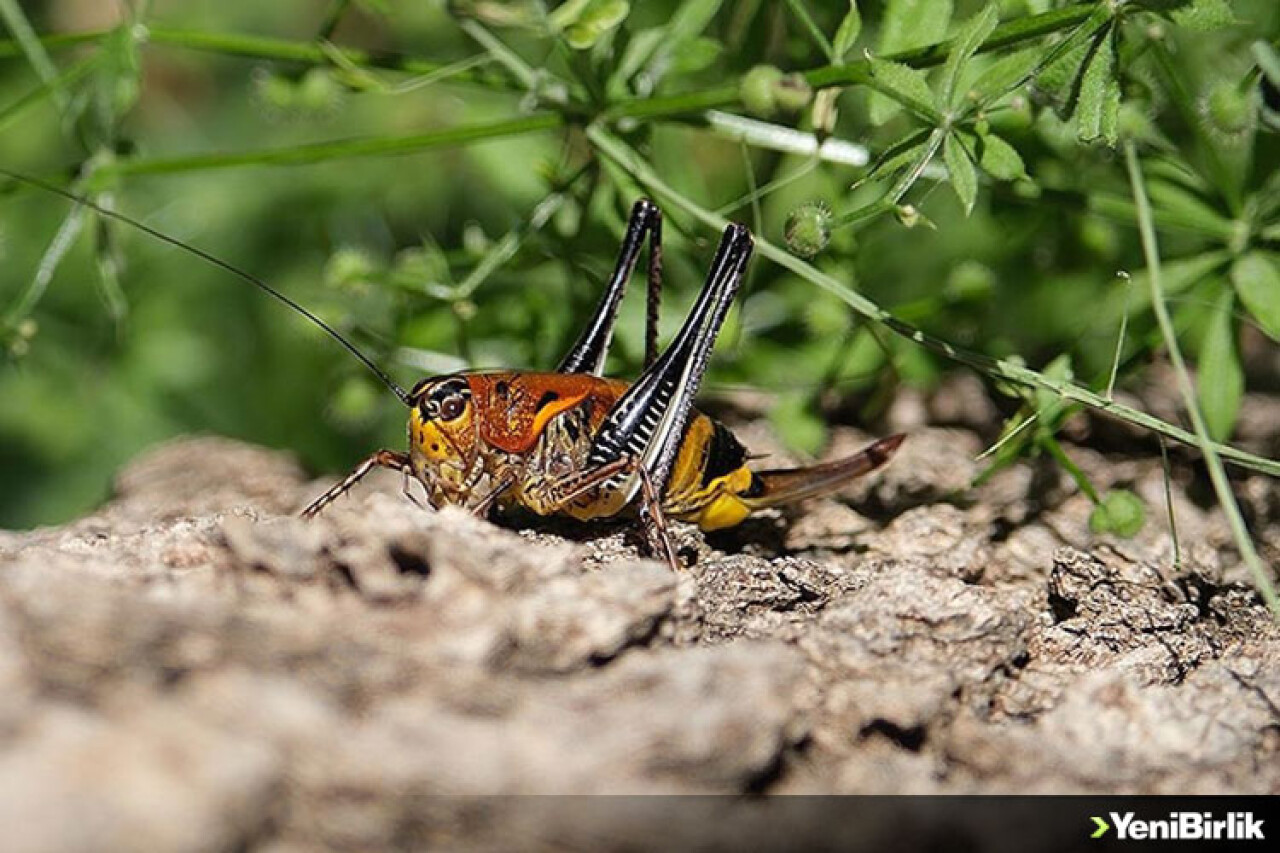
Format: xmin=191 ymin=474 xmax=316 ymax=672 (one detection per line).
xmin=8 ymin=176 xmax=902 ymax=569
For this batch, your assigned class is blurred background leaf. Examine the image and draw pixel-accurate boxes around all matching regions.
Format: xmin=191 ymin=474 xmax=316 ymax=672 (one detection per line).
xmin=0 ymin=0 xmax=1276 ymax=529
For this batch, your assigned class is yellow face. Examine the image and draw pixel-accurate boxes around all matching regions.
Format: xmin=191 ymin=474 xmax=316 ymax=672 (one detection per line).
xmin=407 ymin=376 xmax=479 ymax=506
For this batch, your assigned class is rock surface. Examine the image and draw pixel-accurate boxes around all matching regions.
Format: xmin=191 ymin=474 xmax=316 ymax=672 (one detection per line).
xmin=1 ymin=430 xmax=1278 ymax=849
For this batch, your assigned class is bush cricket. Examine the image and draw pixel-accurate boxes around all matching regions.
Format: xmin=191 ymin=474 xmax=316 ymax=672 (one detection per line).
xmin=6 ymin=175 xmax=903 ymax=569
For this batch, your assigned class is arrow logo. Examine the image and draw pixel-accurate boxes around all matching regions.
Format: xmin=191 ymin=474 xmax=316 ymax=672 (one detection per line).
xmin=1091 ymin=816 xmax=1111 ymax=839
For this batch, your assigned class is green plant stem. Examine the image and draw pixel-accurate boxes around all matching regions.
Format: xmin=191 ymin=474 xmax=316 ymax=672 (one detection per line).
xmin=783 ymin=0 xmax=835 ymax=62
xmin=154 ymin=27 xmax=523 ymax=92
xmin=975 ymin=412 xmax=1039 ymax=462
xmin=317 ymin=0 xmax=353 ymax=42
xmin=0 ymin=29 xmax=101 ymax=58
xmin=1124 ymin=141 xmax=1278 ymax=616
xmin=458 ymin=19 xmax=538 ymax=92
xmin=604 ymin=2 xmax=1099 ymax=121
xmin=587 ymin=124 xmax=1280 ymax=479
xmin=1158 ymin=436 xmax=1182 ymax=571
xmin=1105 ymin=271 xmax=1132 ymax=399
xmin=0 ymin=0 xmax=68 ymax=113
xmin=0 ymin=51 xmax=99 ymax=134
xmin=3 ymin=2 xmax=1100 ymax=128
xmin=453 ymin=189 xmax=570 ymax=300
xmin=1042 ymin=436 xmax=1101 ymax=504
xmin=3 ymin=203 xmax=87 ymax=330
xmin=94 ymin=113 xmax=563 ymax=177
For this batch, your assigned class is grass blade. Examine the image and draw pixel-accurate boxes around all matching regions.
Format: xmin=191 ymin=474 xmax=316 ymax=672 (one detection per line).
xmin=1123 ymin=141 xmax=1278 ymax=617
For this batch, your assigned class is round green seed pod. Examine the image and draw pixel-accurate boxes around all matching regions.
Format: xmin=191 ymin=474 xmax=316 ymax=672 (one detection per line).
xmin=741 ymin=65 xmax=784 ymax=117
xmin=1205 ymin=82 xmax=1253 ymax=135
xmin=785 ymin=201 xmax=833 ymax=258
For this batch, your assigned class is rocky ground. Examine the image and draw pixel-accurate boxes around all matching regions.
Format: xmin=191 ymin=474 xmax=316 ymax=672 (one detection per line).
xmin=1 ymin=379 xmax=1278 ymax=850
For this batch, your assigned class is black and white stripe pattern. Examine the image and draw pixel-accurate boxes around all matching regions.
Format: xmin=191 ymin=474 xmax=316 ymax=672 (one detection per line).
xmin=586 ymin=223 xmax=754 ymax=503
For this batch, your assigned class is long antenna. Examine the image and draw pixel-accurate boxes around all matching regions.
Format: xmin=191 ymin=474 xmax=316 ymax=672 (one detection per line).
xmin=0 ymin=167 xmax=413 ymax=406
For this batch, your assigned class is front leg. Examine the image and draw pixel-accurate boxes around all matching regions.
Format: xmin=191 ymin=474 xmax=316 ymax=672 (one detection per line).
xmin=300 ymin=450 xmax=410 ymax=519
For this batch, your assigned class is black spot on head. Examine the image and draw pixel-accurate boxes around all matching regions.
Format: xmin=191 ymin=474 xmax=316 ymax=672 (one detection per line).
xmin=495 ymin=380 xmax=510 ymax=399
xmin=430 ymin=443 xmax=439 ymax=452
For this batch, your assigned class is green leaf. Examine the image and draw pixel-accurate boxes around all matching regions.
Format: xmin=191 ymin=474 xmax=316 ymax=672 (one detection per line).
xmin=878 ymin=0 xmax=953 ymax=52
xmin=1232 ymin=252 xmax=1280 ymax=342
xmin=940 ymin=3 xmax=999 ymax=110
xmin=670 ymin=36 xmax=721 ymax=73
xmin=863 ymin=128 xmax=933 ymax=182
xmin=563 ymin=0 xmax=630 ymax=49
xmin=1034 ymin=353 xmax=1075 ymax=420
xmin=1089 ymin=490 xmax=1146 ymax=538
xmin=609 ymin=27 xmax=665 ymax=91
xmin=548 ymin=0 xmax=593 ymax=30
xmin=867 ymin=59 xmax=937 ymax=124
xmin=666 ymin=0 xmax=724 ymax=41
xmin=969 ymin=47 xmax=1039 ymax=105
xmin=1197 ymin=288 xmax=1243 ymax=442
xmin=977 ymin=132 xmax=1027 ymax=181
xmin=1170 ymin=0 xmax=1236 ymax=32
xmin=642 ymin=0 xmax=724 ymax=80
xmin=1122 ymin=250 xmax=1229 ymax=311
xmin=832 ymin=2 xmax=862 ymax=62
xmin=1035 ymin=31 xmax=1092 ymax=115
xmin=869 ymin=0 xmax=953 ymax=123
xmin=1076 ymin=27 xmax=1119 ymax=145
xmin=1254 ymin=41 xmax=1280 ymax=90
xmin=1145 ymin=178 xmax=1234 ymax=236
xmin=945 ymin=132 xmax=977 ymax=215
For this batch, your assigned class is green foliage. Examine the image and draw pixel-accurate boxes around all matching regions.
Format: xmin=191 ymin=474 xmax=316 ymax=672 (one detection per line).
xmin=550 ymin=0 xmax=631 ymax=50
xmin=1232 ymin=252 xmax=1280 ymax=341
xmin=1076 ymin=27 xmax=1120 ymax=145
xmin=832 ymin=3 xmax=863 ymax=63
xmin=943 ymin=132 xmax=977 ymax=214
xmin=0 ymin=0 xmax=1277 ymax=537
xmin=1198 ymin=288 xmax=1244 ymax=442
xmin=869 ymin=0 xmax=953 ymax=124
xmin=1090 ymin=489 xmax=1147 ymax=538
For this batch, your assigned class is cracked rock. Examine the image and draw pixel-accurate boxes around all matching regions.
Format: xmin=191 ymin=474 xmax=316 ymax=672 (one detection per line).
xmin=1 ymin=431 xmax=1278 ymax=847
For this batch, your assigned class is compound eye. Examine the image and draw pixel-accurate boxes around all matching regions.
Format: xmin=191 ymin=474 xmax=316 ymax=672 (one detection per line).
xmin=438 ymin=394 xmax=466 ymax=422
